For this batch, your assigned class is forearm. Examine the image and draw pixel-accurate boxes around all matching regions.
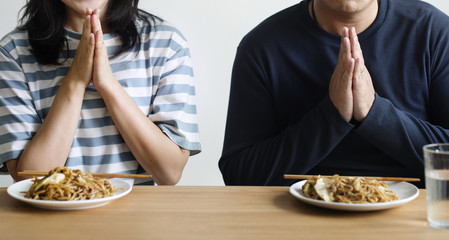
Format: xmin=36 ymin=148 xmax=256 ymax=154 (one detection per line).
xmin=355 ymin=96 xmax=449 ymax=176
xmin=220 ymin=97 xmax=354 ymax=185
xmin=98 ymin=82 xmax=188 ymax=185
xmin=11 ymin=80 xmax=86 ymax=181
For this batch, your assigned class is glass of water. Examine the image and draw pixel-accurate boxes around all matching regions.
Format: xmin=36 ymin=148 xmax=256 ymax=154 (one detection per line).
xmin=424 ymin=143 xmax=449 ymax=229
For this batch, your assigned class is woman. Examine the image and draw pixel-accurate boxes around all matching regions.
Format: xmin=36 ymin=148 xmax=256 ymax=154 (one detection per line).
xmin=0 ymin=0 xmax=201 ymax=185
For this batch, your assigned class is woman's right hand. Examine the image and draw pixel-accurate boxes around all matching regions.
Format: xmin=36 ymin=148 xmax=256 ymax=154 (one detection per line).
xmin=65 ymin=9 xmax=95 ymax=88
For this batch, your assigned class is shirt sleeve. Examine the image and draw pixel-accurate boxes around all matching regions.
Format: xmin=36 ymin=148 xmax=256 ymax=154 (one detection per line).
xmin=354 ymin=93 xmax=449 ymax=178
xmin=0 ymin=44 xmax=42 ymax=168
xmin=148 ymin=26 xmax=201 ymax=155
xmin=354 ymin=16 xmax=449 ymax=176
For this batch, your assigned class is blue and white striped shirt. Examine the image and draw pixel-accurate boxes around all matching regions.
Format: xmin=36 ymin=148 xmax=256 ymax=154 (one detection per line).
xmin=0 ymin=15 xmax=201 ymax=184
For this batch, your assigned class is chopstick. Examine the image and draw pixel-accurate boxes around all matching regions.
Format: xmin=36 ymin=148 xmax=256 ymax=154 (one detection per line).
xmin=18 ymin=170 xmax=152 ymax=179
xmin=284 ymin=174 xmax=421 ymax=182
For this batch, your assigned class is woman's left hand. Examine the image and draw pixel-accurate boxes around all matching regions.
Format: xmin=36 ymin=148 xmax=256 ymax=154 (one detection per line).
xmin=90 ymin=9 xmax=119 ymax=93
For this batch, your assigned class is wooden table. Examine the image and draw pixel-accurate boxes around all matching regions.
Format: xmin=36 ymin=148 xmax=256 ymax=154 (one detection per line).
xmin=0 ymin=186 xmax=447 ymax=239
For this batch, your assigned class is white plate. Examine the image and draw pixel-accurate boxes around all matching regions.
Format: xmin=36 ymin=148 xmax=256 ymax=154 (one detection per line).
xmin=289 ymin=180 xmax=419 ymax=211
xmin=7 ymin=178 xmax=132 ymax=210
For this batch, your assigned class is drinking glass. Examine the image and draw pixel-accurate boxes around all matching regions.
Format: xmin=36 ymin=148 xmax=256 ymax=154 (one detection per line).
xmin=424 ymin=143 xmax=449 ymax=229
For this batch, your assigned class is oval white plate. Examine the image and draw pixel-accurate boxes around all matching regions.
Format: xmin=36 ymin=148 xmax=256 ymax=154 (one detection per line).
xmin=7 ymin=178 xmax=132 ymax=210
xmin=290 ymin=180 xmax=419 ymax=211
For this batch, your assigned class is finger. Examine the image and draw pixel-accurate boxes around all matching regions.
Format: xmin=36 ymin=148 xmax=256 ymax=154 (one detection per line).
xmin=82 ymin=15 xmax=92 ymax=38
xmin=343 ymin=27 xmax=349 ymax=38
xmin=91 ymin=10 xmax=103 ymax=35
xmin=342 ymin=28 xmax=351 ymax=60
xmin=349 ymin=27 xmax=358 ymax=58
xmin=353 ymin=57 xmax=362 ymax=81
xmin=82 ymin=15 xmax=95 ymax=59
xmin=93 ymin=8 xmax=100 ymax=15
xmin=94 ymin=30 xmax=109 ymax=64
xmin=344 ymin=58 xmax=355 ymax=85
xmin=86 ymin=8 xmax=93 ymax=16
xmin=89 ymin=32 xmax=95 ymax=51
xmin=342 ymin=37 xmax=352 ymax=66
xmin=95 ymin=29 xmax=105 ymax=50
xmin=337 ymin=28 xmax=350 ymax=64
xmin=92 ymin=9 xmax=107 ymax=59
xmin=85 ymin=8 xmax=93 ymax=33
xmin=350 ymin=27 xmax=365 ymax=65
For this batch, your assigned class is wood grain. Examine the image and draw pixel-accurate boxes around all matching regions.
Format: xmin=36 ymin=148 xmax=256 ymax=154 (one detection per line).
xmin=1 ymin=186 xmax=446 ymax=239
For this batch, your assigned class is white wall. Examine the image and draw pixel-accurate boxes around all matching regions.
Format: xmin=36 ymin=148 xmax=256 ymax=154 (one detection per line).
xmin=0 ymin=0 xmax=448 ymax=187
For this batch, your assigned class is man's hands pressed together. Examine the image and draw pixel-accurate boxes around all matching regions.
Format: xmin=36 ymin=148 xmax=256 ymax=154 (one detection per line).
xmin=330 ymin=27 xmax=375 ymax=123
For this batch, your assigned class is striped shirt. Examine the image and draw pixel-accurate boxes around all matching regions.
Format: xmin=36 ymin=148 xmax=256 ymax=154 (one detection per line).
xmin=0 ymin=14 xmax=201 ymax=185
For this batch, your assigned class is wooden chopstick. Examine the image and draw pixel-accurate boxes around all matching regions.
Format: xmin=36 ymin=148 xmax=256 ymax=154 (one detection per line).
xmin=18 ymin=171 xmax=152 ymax=179
xmin=284 ymin=174 xmax=421 ymax=182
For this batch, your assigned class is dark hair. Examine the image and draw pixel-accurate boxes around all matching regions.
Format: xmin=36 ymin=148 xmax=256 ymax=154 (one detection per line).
xmin=18 ymin=0 xmax=150 ymax=65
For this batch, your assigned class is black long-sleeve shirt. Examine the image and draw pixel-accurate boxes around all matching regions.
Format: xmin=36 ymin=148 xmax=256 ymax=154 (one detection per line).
xmin=219 ymin=0 xmax=449 ymax=188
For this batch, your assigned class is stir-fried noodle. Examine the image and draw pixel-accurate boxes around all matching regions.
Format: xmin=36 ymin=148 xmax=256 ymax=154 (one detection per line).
xmin=302 ymin=175 xmax=399 ymax=203
xmin=25 ymin=167 xmax=116 ymax=201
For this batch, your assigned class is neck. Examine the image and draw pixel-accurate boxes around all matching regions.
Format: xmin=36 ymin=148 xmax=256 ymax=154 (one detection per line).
xmin=64 ymin=12 xmax=87 ymax=33
xmin=64 ymin=9 xmax=109 ymax=33
xmin=310 ymin=0 xmax=379 ymax=35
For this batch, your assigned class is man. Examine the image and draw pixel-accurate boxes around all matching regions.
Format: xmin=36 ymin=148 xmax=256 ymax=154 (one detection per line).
xmin=219 ymin=0 xmax=449 ymax=187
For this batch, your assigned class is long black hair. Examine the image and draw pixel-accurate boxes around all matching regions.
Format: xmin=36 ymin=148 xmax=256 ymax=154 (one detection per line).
xmin=18 ymin=0 xmax=149 ymax=65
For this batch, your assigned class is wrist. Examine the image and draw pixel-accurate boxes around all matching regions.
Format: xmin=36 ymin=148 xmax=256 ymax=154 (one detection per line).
xmin=60 ymin=78 xmax=87 ymax=97
xmin=96 ymin=79 xmax=121 ymax=97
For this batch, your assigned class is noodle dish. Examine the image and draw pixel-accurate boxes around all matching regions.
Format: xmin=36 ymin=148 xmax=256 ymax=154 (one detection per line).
xmin=302 ymin=174 xmax=399 ymax=203
xmin=25 ymin=167 xmax=116 ymax=201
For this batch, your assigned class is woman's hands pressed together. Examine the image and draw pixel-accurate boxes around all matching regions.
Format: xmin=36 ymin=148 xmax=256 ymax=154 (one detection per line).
xmin=64 ymin=8 xmax=117 ymax=91
xmin=65 ymin=8 xmax=117 ymax=91
xmin=329 ymin=27 xmax=375 ymax=123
